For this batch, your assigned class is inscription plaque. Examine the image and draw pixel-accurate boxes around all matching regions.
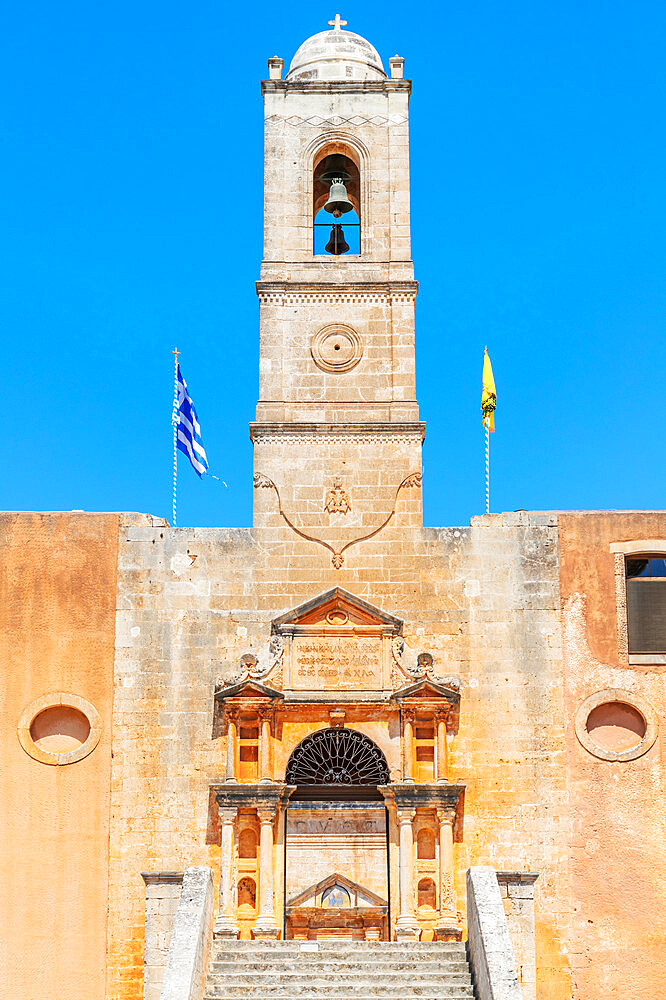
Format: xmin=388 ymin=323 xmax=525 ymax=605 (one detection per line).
xmin=292 ymin=635 xmax=382 ymax=690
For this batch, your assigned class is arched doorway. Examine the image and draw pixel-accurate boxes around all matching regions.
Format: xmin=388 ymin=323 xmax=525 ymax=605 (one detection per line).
xmin=284 ymin=728 xmax=390 ymax=940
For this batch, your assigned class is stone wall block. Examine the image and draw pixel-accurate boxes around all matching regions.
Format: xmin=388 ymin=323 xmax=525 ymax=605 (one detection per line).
xmin=466 ymin=867 xmax=522 ymax=1000
xmin=158 ymin=866 xmax=214 ymax=1000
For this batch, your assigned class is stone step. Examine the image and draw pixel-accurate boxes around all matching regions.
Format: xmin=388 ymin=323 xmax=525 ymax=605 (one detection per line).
xmin=211 ymin=953 xmax=468 ymax=963
xmin=207 ymin=974 xmax=473 ymax=987
xmin=212 ymin=942 xmax=465 ymax=950
xmin=205 ymin=993 xmax=475 ymax=1000
xmin=205 ymin=986 xmax=475 ymax=998
xmin=211 ymin=946 xmax=466 ymax=959
xmin=210 ymin=961 xmax=471 ymax=974
xmin=205 ymin=938 xmax=476 ymax=1000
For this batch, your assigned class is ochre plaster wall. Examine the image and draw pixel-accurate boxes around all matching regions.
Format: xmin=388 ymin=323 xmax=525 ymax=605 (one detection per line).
xmin=0 ymin=512 xmax=118 ymax=1000
xmin=558 ymin=512 xmax=666 ymax=1000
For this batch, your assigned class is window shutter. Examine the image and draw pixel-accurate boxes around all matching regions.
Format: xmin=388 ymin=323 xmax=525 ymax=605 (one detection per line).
xmin=627 ymin=580 xmax=666 ymax=652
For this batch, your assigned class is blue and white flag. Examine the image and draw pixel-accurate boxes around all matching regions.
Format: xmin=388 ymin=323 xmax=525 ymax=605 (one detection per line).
xmin=173 ymin=364 xmax=209 ymax=477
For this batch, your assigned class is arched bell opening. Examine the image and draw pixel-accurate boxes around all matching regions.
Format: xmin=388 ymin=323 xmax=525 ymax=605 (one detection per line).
xmin=285 ymin=726 xmax=389 ymax=801
xmin=313 ymin=148 xmax=361 ymax=256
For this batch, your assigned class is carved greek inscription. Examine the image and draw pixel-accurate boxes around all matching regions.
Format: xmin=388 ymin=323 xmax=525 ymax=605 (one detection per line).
xmin=293 ymin=816 xmax=384 ymax=835
xmin=292 ymin=635 xmax=381 ymax=690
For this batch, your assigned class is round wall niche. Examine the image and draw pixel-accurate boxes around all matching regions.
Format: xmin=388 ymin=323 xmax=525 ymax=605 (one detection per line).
xmin=30 ymin=706 xmax=91 ymax=753
xmin=586 ymin=702 xmax=646 ymax=751
xmin=18 ymin=692 xmax=101 ymax=765
xmin=311 ymin=324 xmax=363 ymax=373
xmin=575 ymin=688 xmax=658 ymax=762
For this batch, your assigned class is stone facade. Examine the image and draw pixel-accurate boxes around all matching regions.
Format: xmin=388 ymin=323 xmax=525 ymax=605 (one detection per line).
xmin=2 ymin=19 xmax=666 ymax=1000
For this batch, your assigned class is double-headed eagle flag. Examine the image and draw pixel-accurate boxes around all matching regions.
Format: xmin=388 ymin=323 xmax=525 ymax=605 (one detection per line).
xmin=173 ymin=364 xmax=209 ymax=477
xmin=481 ymin=347 xmax=497 ymax=432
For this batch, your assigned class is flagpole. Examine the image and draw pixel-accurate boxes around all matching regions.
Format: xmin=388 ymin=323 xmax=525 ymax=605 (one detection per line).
xmin=172 ymin=347 xmax=180 ymax=527
xmin=485 ymin=419 xmax=490 ymax=514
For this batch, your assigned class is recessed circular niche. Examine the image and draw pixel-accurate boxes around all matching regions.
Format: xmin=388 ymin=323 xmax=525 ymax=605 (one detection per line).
xmin=574 ymin=688 xmax=658 ymax=762
xmin=311 ymin=324 xmax=363 ymax=373
xmin=18 ymin=692 xmax=101 ymax=765
xmin=30 ymin=706 xmax=91 ymax=753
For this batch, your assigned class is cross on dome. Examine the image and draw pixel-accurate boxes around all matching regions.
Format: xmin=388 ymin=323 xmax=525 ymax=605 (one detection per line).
xmin=328 ymin=14 xmax=347 ymax=31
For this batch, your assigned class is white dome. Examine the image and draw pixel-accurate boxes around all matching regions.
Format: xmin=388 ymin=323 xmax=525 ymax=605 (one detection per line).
xmin=286 ymin=25 xmax=386 ymax=82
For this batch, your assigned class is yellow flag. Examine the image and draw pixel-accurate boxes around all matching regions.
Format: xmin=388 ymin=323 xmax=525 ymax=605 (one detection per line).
xmin=481 ymin=347 xmax=496 ymax=432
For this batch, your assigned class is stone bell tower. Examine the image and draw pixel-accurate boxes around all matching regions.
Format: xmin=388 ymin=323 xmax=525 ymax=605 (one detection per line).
xmin=251 ymin=17 xmax=425 ymax=551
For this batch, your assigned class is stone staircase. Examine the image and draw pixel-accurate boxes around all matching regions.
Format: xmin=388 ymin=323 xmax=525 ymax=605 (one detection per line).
xmin=205 ymin=940 xmax=476 ymax=1000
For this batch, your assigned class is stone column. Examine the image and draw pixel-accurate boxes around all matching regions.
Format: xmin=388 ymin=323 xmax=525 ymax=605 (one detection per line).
xmin=254 ymin=808 xmax=279 ymax=939
xmin=435 ymin=712 xmax=448 ymax=784
xmin=225 ymin=712 xmax=237 ymax=783
xmin=258 ymin=710 xmax=272 ymax=784
xmin=436 ymin=807 xmax=457 ymax=920
xmin=402 ymin=710 xmax=415 ymax=783
xmin=395 ymin=808 xmax=420 ymax=941
xmin=214 ymin=807 xmax=239 ymax=939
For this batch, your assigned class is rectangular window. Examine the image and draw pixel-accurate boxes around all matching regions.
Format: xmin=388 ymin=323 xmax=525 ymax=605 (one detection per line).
xmin=238 ymin=719 xmax=259 ymax=781
xmin=414 ymin=722 xmax=435 ymax=782
xmin=626 ymin=556 xmax=666 ymax=653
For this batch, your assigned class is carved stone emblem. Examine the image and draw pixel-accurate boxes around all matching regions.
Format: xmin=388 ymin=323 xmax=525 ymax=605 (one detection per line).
xmin=311 ymin=324 xmax=363 ymax=374
xmin=253 ymin=470 xmax=422 ymax=569
xmin=324 ymin=477 xmax=351 ymax=515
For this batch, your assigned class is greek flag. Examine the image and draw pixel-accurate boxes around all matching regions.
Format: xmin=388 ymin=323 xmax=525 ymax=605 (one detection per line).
xmin=173 ymin=364 xmax=209 ymax=477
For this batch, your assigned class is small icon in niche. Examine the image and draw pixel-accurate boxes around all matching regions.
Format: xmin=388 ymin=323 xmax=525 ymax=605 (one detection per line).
xmin=322 ymin=884 xmax=351 ymax=908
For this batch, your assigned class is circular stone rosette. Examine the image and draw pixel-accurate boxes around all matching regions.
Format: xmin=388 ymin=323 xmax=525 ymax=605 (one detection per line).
xmin=311 ymin=324 xmax=363 ymax=373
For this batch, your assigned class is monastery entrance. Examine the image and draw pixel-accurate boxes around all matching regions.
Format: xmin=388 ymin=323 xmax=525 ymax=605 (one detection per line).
xmin=283 ymin=728 xmax=391 ymax=941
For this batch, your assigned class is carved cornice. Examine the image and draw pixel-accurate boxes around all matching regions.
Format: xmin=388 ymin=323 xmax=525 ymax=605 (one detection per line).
xmin=213 ymin=782 xmax=296 ymax=815
xmin=495 ymin=871 xmax=539 ymax=888
xmin=265 ymin=112 xmax=408 ymax=129
xmin=256 ymin=280 xmax=418 ymax=302
xmin=141 ymin=871 xmax=184 ymax=885
xmin=261 ymin=80 xmax=412 ymax=95
xmin=380 ymin=782 xmax=465 ymax=812
xmin=250 ymin=422 xmax=426 ymax=444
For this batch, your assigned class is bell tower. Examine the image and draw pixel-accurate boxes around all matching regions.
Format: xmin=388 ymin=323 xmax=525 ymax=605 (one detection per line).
xmin=252 ymin=17 xmax=424 ymax=547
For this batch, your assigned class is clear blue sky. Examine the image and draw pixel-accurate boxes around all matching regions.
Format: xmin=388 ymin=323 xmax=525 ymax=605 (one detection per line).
xmin=3 ymin=1 xmax=665 ymax=527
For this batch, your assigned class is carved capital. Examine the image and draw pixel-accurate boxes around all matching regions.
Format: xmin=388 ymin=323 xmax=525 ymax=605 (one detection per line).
xmin=436 ymin=806 xmax=456 ymax=828
xmin=218 ymin=806 xmax=237 ymax=826
xmin=401 ymin=706 xmax=417 ymax=725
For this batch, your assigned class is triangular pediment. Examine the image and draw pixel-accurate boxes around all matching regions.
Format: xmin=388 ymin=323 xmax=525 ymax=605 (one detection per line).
xmin=273 ymin=588 xmax=402 ymax=632
xmin=214 ymin=679 xmax=284 ymax=702
xmin=392 ymin=678 xmax=461 ymax=703
xmin=286 ymin=871 xmax=388 ymax=910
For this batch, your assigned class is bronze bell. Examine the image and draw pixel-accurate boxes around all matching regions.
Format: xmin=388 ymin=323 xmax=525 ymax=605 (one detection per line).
xmin=324 ymin=178 xmax=354 ymax=218
xmin=325 ymin=224 xmax=349 ymax=255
